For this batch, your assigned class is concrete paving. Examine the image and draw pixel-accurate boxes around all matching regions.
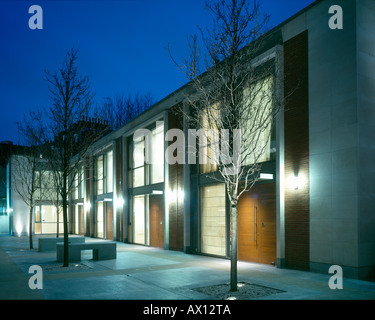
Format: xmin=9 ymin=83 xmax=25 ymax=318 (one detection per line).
xmin=1 ymin=235 xmax=375 ymax=301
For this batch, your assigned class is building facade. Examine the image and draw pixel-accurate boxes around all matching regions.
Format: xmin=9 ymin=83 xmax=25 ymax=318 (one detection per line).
xmin=2 ymin=0 xmax=375 ymax=281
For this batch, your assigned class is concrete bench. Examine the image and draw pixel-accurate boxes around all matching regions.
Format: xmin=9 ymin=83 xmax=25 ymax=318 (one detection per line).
xmin=38 ymin=236 xmax=85 ymax=252
xmin=56 ymin=241 xmax=117 ymax=262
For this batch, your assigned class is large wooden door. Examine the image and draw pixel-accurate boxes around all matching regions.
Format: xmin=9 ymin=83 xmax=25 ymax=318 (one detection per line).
xmin=79 ymin=205 xmax=85 ymax=235
xmin=106 ymin=202 xmax=113 ymax=240
xmin=150 ymin=195 xmax=164 ymax=248
xmin=238 ymin=183 xmax=276 ymax=265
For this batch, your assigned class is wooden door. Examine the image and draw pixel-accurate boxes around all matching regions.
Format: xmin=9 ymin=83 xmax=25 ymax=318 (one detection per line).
xmin=79 ymin=205 xmax=85 ymax=235
xmin=238 ymin=183 xmax=276 ymax=265
xmin=106 ymin=202 xmax=113 ymax=240
xmin=149 ymin=195 xmax=164 ymax=248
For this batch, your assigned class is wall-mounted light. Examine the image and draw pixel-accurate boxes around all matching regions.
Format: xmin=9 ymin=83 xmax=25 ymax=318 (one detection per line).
xmin=115 ymin=196 xmax=124 ymax=211
xmin=167 ymin=189 xmax=177 ymax=203
xmin=84 ymin=201 xmax=91 ymax=211
xmin=152 ymin=190 xmax=163 ymax=195
xmin=104 ymin=198 xmax=113 ymax=202
xmin=260 ymin=173 xmax=274 ymax=180
xmin=287 ymin=175 xmax=304 ymax=190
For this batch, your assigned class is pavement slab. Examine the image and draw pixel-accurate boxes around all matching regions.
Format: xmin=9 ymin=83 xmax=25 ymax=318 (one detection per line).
xmin=1 ymin=235 xmax=375 ymax=302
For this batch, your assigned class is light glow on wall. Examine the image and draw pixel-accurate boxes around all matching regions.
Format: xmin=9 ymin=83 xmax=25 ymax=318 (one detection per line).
xmin=85 ymin=201 xmax=91 ymax=212
xmin=115 ymin=196 xmax=124 ymax=211
xmin=15 ymin=222 xmax=24 ymax=237
xmin=287 ymin=174 xmax=306 ymax=190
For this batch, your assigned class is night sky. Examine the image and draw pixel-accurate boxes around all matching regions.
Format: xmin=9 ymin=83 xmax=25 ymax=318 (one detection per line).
xmin=0 ymin=0 xmax=316 ymax=143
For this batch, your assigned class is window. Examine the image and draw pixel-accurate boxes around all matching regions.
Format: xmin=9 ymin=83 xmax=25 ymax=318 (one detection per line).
xmin=96 ymin=201 xmax=104 ymax=238
xmin=200 ymin=105 xmax=219 ymax=174
xmin=201 ymin=184 xmax=226 ymax=256
xmin=35 ymin=170 xmax=59 ymax=202
xmin=241 ymin=75 xmax=274 ymax=165
xmin=97 ymin=155 xmax=104 ymax=195
xmin=133 ymin=195 xmax=145 ymax=245
xmin=106 ymin=151 xmax=113 ymax=193
xmin=34 ymin=205 xmax=64 ymax=234
xmin=133 ymin=137 xmax=145 ymax=188
xmin=96 ymin=150 xmax=113 ymax=195
xmin=131 ymin=121 xmax=164 ymax=188
xmin=0 ymin=198 xmax=6 ymax=216
xmin=151 ymin=122 xmax=164 ymax=184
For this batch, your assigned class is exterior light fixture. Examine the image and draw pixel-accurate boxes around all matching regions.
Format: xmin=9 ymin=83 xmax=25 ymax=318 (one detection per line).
xmin=85 ymin=201 xmax=91 ymax=211
xmin=260 ymin=173 xmax=273 ymax=180
xmin=167 ymin=189 xmax=177 ymax=203
xmin=114 ymin=196 xmax=124 ymax=211
xmin=152 ymin=190 xmax=163 ymax=195
xmin=104 ymin=198 xmax=112 ymax=202
xmin=287 ymin=175 xmax=304 ymax=190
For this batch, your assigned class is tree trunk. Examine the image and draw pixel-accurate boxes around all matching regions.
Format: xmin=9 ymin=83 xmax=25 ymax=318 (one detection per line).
xmin=62 ymin=193 xmax=69 ymax=267
xmin=56 ymin=210 xmax=60 ymax=238
xmin=230 ymin=203 xmax=238 ymax=292
xmin=29 ymin=206 xmax=33 ymax=250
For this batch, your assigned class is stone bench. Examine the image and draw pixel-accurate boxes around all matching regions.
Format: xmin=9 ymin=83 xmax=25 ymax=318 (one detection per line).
xmin=56 ymin=241 xmax=117 ymax=262
xmin=38 ymin=236 xmax=85 ymax=252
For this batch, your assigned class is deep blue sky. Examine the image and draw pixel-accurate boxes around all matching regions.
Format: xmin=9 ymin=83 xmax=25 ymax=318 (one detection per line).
xmin=0 ymin=0 xmax=315 ymax=143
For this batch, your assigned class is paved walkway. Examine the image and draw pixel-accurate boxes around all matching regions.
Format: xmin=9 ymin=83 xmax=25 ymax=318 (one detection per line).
xmin=1 ymin=235 xmax=375 ymax=301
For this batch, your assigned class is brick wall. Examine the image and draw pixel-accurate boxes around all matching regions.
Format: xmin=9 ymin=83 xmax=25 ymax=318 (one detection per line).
xmin=284 ymin=30 xmax=310 ymax=270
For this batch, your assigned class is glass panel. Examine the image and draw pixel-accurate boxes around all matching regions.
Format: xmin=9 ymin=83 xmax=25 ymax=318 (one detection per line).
xmin=35 ymin=206 xmax=41 ymax=222
xmin=79 ymin=165 xmax=85 ymax=199
xmin=133 ymin=139 xmax=145 ymax=168
xmin=242 ymin=76 xmax=274 ymax=165
xmin=200 ymin=105 xmax=219 ymax=174
xmin=97 ymin=155 xmax=104 ymax=195
xmin=106 ymin=150 xmax=113 ymax=193
xmin=201 ymin=184 xmax=226 ymax=256
xmin=35 ymin=223 xmax=41 ymax=234
xmin=152 ymin=122 xmax=164 ymax=184
xmin=133 ymin=195 xmax=145 ymax=245
xmin=40 ymin=205 xmax=65 ymax=234
xmin=133 ymin=167 xmax=144 ymax=188
xmin=97 ymin=201 xmax=104 ymax=238
xmin=74 ymin=205 xmax=79 ymax=235
xmin=42 ymin=205 xmax=56 ymax=223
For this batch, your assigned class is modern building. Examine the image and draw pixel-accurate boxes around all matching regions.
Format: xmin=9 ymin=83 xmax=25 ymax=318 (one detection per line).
xmin=2 ymin=0 xmax=374 ymax=281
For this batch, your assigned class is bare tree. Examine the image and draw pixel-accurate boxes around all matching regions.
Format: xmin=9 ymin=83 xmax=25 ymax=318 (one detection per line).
xmin=170 ymin=0 xmax=282 ymax=291
xmin=44 ymin=48 xmax=105 ymax=267
xmin=97 ymin=92 xmax=154 ymax=130
xmin=12 ymin=111 xmax=46 ymax=249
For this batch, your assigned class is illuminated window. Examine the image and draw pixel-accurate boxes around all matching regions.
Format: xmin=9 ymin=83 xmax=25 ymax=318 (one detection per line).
xmin=131 ymin=121 xmax=164 ymax=187
xmin=96 ymin=150 xmax=113 ymax=195
xmin=96 ymin=201 xmax=104 ymax=238
xmin=133 ymin=137 xmax=145 ymax=187
xmin=106 ymin=150 xmax=113 ymax=193
xmin=200 ymin=105 xmax=219 ymax=174
xmin=133 ymin=195 xmax=145 ymax=245
xmin=241 ymin=75 xmax=274 ymax=165
xmin=97 ymin=155 xmax=104 ymax=195
xmin=151 ymin=122 xmax=164 ymax=184
xmin=201 ymin=184 xmax=226 ymax=256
